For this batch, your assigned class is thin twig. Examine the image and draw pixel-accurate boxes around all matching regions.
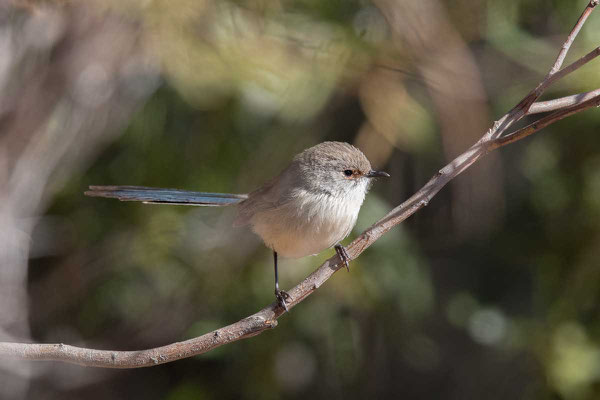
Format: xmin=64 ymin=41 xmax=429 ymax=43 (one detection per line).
xmin=548 ymin=0 xmax=599 ymax=76
xmin=529 ymin=88 xmax=600 ymax=114
xmin=485 ymin=1 xmax=600 ymax=139
xmin=542 ymin=46 xmax=600 ymax=91
xmin=1 ymin=1 xmax=599 ymax=369
xmin=493 ymin=94 xmax=600 ymax=149
xmin=0 ymin=315 xmax=279 ymax=368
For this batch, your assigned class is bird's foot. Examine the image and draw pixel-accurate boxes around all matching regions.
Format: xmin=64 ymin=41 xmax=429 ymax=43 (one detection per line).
xmin=275 ymin=289 xmax=292 ymax=312
xmin=335 ymin=244 xmax=351 ymax=272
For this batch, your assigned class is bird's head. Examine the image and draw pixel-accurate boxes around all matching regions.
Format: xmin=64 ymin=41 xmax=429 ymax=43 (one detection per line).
xmin=293 ymin=141 xmax=390 ymax=197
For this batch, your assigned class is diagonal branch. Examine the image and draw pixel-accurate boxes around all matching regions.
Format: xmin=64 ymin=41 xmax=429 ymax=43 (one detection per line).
xmin=484 ymin=0 xmax=600 ymax=140
xmin=1 ymin=0 xmax=600 ymax=369
xmin=492 ymin=93 xmax=600 ymax=149
xmin=528 ymin=88 xmax=600 ymax=114
xmin=548 ymin=0 xmax=599 ymax=76
xmin=537 ymin=45 xmax=600 ymax=95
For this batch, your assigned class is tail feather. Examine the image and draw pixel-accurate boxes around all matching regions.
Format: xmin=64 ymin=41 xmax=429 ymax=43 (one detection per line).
xmin=85 ymin=186 xmax=247 ymax=206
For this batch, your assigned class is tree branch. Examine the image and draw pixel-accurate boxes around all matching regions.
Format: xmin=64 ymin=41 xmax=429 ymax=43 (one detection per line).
xmin=483 ymin=1 xmax=600 ymax=140
xmin=540 ymin=45 xmax=600 ymax=92
xmin=492 ymin=93 xmax=600 ymax=149
xmin=529 ymin=88 xmax=600 ymax=114
xmin=1 ymin=0 xmax=599 ymax=369
xmin=548 ymin=0 xmax=599 ymax=76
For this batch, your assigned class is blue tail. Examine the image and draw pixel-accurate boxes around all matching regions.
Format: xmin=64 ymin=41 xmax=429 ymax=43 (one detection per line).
xmin=85 ymin=186 xmax=247 ymax=206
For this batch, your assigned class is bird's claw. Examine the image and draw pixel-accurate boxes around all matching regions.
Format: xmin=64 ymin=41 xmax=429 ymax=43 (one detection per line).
xmin=275 ymin=289 xmax=291 ymax=312
xmin=335 ymin=244 xmax=351 ymax=272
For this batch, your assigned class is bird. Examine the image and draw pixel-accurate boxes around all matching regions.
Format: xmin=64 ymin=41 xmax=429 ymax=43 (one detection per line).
xmin=85 ymin=141 xmax=390 ymax=311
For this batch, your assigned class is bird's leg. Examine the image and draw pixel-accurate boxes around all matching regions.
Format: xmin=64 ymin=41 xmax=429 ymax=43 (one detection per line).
xmin=273 ymin=251 xmax=291 ymax=311
xmin=334 ymin=244 xmax=351 ymax=272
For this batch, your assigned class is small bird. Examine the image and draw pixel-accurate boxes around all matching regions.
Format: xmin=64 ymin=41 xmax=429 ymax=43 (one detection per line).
xmin=86 ymin=141 xmax=389 ymax=311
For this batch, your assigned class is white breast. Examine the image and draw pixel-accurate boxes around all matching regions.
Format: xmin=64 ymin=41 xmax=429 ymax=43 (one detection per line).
xmin=249 ymin=181 xmax=368 ymax=258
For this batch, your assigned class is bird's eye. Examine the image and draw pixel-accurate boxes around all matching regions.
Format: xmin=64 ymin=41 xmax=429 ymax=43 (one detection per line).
xmin=343 ymin=169 xmax=353 ymax=177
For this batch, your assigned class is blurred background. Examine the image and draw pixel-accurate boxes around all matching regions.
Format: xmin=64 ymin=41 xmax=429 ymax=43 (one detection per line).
xmin=1 ymin=0 xmax=600 ymax=399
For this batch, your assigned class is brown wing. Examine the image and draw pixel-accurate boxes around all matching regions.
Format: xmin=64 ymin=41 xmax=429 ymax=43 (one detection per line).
xmin=233 ymin=165 xmax=298 ymax=226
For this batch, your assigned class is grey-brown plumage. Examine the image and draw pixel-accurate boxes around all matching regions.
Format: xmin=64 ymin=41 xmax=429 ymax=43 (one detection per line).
xmin=235 ymin=142 xmax=379 ymax=258
xmin=86 ymin=141 xmax=389 ymax=310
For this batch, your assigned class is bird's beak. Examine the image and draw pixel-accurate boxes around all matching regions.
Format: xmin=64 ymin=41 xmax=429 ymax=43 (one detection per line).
xmin=365 ymin=170 xmax=390 ymax=178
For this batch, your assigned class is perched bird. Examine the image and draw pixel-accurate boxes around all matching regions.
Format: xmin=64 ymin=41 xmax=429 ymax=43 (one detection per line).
xmin=86 ymin=141 xmax=389 ymax=310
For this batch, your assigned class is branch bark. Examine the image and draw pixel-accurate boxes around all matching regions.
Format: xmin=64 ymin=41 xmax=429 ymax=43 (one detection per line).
xmin=1 ymin=0 xmax=599 ymax=369
xmin=529 ymin=88 xmax=600 ymax=114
